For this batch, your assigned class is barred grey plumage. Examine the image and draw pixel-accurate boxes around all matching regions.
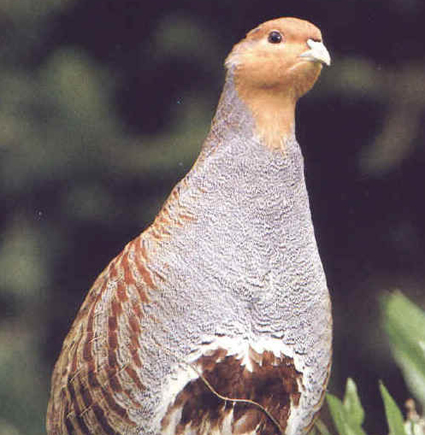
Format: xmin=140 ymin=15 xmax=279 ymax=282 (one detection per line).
xmin=47 ymin=17 xmax=332 ymax=435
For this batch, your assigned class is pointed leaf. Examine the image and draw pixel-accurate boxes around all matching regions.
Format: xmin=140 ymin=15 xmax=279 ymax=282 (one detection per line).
xmin=327 ymin=394 xmax=351 ymax=435
xmin=382 ymin=292 xmax=425 ymax=408
xmin=315 ymin=418 xmax=334 ymax=435
xmin=379 ymin=382 xmax=406 ymax=435
xmin=327 ymin=394 xmax=367 ymax=435
xmin=343 ymin=378 xmax=365 ymax=427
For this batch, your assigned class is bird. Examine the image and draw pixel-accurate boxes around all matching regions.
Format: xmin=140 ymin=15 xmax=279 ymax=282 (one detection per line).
xmin=47 ymin=16 xmax=332 ymax=435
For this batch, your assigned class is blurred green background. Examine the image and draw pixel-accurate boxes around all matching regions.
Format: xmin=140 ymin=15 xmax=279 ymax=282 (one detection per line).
xmin=1 ymin=1 xmax=425 ymax=434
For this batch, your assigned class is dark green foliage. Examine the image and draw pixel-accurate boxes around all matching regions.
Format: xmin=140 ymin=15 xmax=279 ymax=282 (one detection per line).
xmin=318 ymin=293 xmax=425 ymax=435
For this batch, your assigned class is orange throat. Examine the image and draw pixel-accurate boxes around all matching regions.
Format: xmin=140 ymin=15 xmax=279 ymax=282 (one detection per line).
xmin=235 ymin=84 xmax=296 ymax=152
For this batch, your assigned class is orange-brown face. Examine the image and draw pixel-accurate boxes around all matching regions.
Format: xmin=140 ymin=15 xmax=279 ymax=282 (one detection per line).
xmin=226 ymin=17 xmax=330 ymax=100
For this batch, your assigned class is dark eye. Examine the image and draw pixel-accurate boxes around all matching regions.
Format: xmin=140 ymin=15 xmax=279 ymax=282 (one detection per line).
xmin=268 ymin=31 xmax=283 ymax=44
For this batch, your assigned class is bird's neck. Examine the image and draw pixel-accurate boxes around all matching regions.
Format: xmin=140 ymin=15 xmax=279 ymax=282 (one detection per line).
xmin=207 ymin=70 xmax=297 ymax=152
xmin=242 ymin=92 xmax=296 ymax=151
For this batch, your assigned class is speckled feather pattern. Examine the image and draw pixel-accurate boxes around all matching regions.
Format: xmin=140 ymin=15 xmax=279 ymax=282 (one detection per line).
xmin=47 ymin=19 xmax=332 ymax=435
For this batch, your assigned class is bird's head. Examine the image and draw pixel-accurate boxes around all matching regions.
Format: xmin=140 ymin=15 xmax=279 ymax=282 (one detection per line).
xmin=224 ymin=17 xmax=330 ymax=149
xmin=226 ymin=17 xmax=330 ymax=100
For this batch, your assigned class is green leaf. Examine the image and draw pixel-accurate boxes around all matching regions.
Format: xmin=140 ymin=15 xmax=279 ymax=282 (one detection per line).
xmin=381 ymin=292 xmax=425 ymax=407
xmin=343 ymin=378 xmax=365 ymax=427
xmin=327 ymin=394 xmax=350 ymax=435
xmin=327 ymin=393 xmax=367 ymax=435
xmin=315 ymin=418 xmax=334 ymax=435
xmin=379 ymin=382 xmax=406 ymax=435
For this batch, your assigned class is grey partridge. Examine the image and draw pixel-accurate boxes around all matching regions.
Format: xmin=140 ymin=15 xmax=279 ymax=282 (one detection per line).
xmin=47 ymin=17 xmax=332 ymax=435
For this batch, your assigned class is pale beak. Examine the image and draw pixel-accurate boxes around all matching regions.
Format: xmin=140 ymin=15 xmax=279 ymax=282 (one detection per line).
xmin=299 ymin=39 xmax=331 ymax=66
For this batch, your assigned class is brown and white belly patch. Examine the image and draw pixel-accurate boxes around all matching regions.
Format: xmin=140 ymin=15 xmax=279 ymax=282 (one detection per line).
xmin=157 ymin=337 xmax=305 ymax=435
